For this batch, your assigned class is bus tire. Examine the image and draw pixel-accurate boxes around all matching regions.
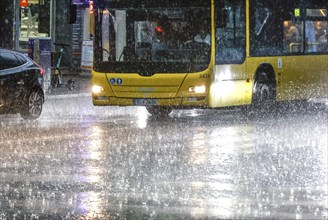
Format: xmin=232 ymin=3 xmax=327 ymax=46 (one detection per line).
xmin=245 ymin=68 xmax=276 ymax=118
xmin=146 ymin=106 xmax=172 ymax=117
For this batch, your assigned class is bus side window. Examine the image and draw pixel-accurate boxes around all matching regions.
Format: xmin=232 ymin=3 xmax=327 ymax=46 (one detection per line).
xmin=283 ymin=20 xmax=303 ymax=53
xmin=305 ymin=21 xmax=317 ymax=53
xmin=249 ymin=1 xmax=288 ymax=56
xmin=314 ymin=21 xmax=328 ymax=52
xmin=215 ymin=0 xmax=246 ymax=64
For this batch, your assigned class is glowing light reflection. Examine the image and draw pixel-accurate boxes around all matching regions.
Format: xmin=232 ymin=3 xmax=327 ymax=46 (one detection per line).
xmin=77 ymin=191 xmax=104 ymax=217
xmin=208 ymin=197 xmax=234 ymax=218
xmin=190 ymin=132 xmax=207 ymax=165
xmin=137 ymin=107 xmax=148 ymax=129
xmin=76 ymin=125 xmax=106 ymax=216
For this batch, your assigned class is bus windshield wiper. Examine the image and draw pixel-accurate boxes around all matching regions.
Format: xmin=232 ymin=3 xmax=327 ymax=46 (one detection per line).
xmin=256 ymin=8 xmax=271 ymax=36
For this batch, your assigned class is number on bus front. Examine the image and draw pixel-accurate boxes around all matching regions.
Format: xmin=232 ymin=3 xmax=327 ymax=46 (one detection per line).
xmin=200 ymin=74 xmax=211 ymax=79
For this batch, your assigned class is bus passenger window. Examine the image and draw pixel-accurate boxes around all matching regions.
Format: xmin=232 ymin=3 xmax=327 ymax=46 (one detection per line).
xmin=283 ymin=20 xmax=303 ymax=53
xmin=315 ymin=21 xmax=328 ymax=52
xmin=305 ymin=21 xmax=317 ymax=52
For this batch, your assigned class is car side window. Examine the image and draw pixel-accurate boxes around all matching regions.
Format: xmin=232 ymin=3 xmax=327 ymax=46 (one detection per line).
xmin=0 ymin=52 xmax=21 ymax=69
xmin=15 ymin=54 xmax=28 ymax=65
xmin=0 ymin=57 xmax=5 ymax=70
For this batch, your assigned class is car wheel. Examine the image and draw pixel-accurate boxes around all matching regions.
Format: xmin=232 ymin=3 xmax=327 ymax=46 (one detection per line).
xmin=146 ymin=106 xmax=172 ymax=117
xmin=20 ymin=89 xmax=43 ymax=120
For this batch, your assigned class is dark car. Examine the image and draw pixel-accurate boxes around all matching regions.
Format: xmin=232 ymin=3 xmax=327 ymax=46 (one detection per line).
xmin=0 ymin=48 xmax=45 ymax=120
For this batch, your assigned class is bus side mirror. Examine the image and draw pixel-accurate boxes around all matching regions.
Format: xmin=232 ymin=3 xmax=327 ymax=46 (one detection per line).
xmin=68 ymin=4 xmax=77 ymax=24
xmin=216 ymin=9 xmax=228 ymax=28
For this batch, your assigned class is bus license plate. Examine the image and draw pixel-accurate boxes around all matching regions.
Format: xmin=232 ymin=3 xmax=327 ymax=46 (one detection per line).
xmin=133 ymin=99 xmax=157 ymax=106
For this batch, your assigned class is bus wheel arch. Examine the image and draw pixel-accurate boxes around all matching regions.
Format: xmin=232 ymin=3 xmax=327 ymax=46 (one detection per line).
xmin=254 ymin=64 xmax=276 ymax=85
xmin=251 ymin=63 xmax=277 ymax=115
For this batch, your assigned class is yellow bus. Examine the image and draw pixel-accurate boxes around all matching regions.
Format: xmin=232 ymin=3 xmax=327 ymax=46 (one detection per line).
xmin=91 ymin=0 xmax=327 ymax=116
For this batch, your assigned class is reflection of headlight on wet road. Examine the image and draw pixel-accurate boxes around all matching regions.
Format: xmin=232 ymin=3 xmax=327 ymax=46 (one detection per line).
xmin=190 ymin=132 xmax=207 ymax=165
xmin=137 ymin=107 xmax=148 ymax=129
xmin=77 ymin=192 xmax=103 ymax=217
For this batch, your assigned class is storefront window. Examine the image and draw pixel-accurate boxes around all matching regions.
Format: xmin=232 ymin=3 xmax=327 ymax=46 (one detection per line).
xmin=19 ymin=0 xmax=51 ymax=50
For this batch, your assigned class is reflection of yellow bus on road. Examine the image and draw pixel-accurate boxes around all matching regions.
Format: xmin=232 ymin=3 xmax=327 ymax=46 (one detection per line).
xmin=91 ymin=0 xmax=327 ymax=116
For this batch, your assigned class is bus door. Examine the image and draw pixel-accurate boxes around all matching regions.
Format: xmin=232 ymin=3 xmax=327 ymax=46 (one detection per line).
xmin=210 ymin=0 xmax=247 ymax=107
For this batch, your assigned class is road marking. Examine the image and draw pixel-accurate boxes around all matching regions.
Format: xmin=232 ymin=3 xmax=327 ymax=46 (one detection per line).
xmin=46 ymin=93 xmax=91 ymax=100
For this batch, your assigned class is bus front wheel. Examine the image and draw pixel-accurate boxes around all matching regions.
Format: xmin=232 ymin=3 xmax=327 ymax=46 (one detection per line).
xmin=146 ymin=106 xmax=172 ymax=117
xmin=253 ymin=81 xmax=275 ymax=111
xmin=245 ymin=79 xmax=276 ymax=118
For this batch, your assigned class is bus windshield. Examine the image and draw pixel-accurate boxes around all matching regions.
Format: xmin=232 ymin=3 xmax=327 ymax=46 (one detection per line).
xmin=94 ymin=4 xmax=211 ymax=75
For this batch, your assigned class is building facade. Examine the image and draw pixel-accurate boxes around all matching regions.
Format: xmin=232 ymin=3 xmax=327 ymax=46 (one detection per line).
xmin=0 ymin=0 xmax=15 ymax=49
xmin=0 ymin=0 xmax=91 ymax=70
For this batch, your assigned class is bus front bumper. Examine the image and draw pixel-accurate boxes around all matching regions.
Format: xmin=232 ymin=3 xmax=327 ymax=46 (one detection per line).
xmin=92 ymin=95 xmax=208 ymax=107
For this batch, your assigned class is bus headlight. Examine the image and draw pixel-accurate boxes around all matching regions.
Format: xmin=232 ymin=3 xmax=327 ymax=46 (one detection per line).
xmin=92 ymin=85 xmax=104 ymax=94
xmin=189 ymin=85 xmax=206 ymax=94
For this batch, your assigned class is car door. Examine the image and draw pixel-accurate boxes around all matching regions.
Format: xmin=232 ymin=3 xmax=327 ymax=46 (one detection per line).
xmin=0 ymin=51 xmax=25 ymax=107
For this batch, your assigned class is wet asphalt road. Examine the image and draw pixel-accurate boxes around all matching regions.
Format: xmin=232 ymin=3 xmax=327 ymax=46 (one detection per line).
xmin=0 ymin=96 xmax=327 ymax=220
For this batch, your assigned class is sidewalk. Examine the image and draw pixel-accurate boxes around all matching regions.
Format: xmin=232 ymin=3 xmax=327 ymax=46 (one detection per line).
xmin=46 ymin=73 xmax=92 ymax=97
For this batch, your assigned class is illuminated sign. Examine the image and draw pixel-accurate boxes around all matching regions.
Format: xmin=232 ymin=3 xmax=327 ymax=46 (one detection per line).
xmin=90 ymin=0 xmax=94 ymax=13
xmin=294 ymin=8 xmax=301 ymax=17
xmin=20 ymin=0 xmax=28 ymax=7
xmin=307 ymin=9 xmax=327 ymax=17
